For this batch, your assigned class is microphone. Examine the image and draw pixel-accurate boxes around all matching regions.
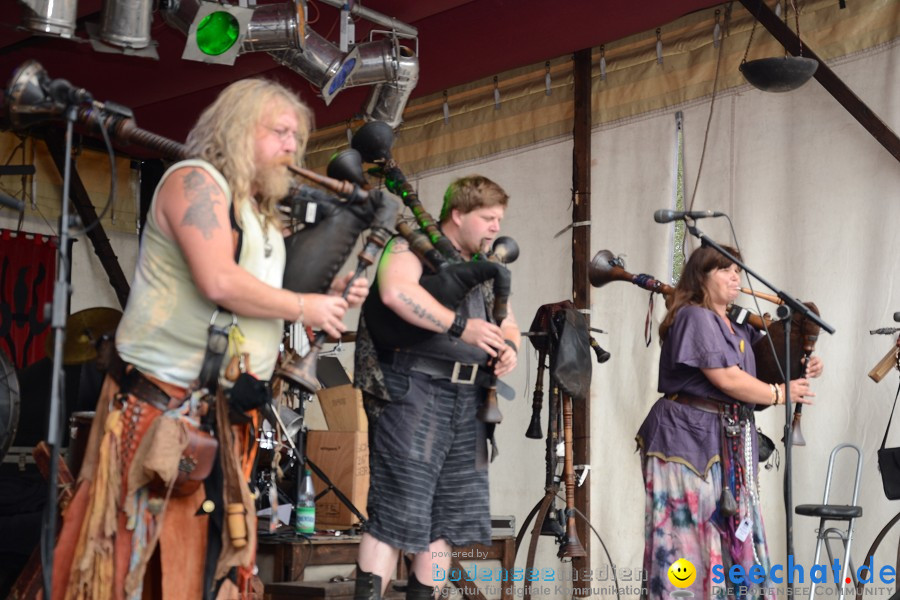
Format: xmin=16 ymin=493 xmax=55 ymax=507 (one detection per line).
xmin=0 ymin=192 xmax=24 ymax=212
xmin=46 ymin=78 xmax=94 ymax=106
xmin=653 ymin=209 xmax=724 ymax=223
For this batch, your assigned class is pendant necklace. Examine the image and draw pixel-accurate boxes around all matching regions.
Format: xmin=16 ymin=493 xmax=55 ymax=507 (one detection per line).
xmin=259 ymin=212 xmax=272 ymax=258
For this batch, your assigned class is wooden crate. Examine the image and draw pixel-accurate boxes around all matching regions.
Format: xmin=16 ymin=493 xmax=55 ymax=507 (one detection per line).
xmin=316 ymin=385 xmax=368 ymax=431
xmin=306 ymin=431 xmax=369 ymax=528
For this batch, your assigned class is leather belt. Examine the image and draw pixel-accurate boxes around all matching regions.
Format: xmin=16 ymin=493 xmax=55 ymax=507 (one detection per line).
xmin=120 ymin=368 xmax=184 ymax=412
xmin=667 ymin=393 xmax=723 ymax=415
xmin=379 ymin=349 xmax=493 ymax=388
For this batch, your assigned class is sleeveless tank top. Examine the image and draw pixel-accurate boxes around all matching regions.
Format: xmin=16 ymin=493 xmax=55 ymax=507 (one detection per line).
xmin=116 ymin=159 xmax=286 ymax=387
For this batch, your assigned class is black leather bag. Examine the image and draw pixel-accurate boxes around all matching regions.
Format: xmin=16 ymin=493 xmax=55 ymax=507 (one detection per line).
xmin=757 ymin=429 xmax=775 ymax=463
xmin=878 ymin=381 xmax=900 ymax=500
xmin=550 ymin=308 xmax=592 ymax=403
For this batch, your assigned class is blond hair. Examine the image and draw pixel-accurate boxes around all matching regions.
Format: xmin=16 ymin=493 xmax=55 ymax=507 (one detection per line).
xmin=184 ymin=78 xmax=313 ymax=225
xmin=439 ymin=175 xmax=509 ymax=222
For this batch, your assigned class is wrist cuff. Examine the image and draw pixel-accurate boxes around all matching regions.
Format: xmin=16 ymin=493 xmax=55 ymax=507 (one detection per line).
xmin=449 ymin=313 xmax=467 ymax=337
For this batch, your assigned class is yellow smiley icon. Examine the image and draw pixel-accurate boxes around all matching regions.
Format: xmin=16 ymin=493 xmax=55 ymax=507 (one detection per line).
xmin=667 ymin=558 xmax=697 ymax=588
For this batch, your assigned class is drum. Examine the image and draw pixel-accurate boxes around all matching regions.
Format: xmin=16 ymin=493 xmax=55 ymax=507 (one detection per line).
xmin=67 ymin=411 xmax=95 ymax=478
xmin=0 ymin=350 xmax=20 ymax=463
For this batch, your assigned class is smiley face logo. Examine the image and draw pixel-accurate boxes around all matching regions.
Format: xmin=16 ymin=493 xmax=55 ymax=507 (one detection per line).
xmin=667 ymin=558 xmax=696 ymax=588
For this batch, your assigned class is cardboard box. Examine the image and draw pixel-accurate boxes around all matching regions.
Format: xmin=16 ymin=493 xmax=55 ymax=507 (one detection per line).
xmin=306 ymin=430 xmax=369 ymax=528
xmin=316 ymin=384 xmax=368 ymax=432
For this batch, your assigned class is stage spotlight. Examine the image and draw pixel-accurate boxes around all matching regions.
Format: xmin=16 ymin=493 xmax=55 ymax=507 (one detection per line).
xmin=242 ymin=1 xmax=306 ymax=53
xmin=19 ymin=0 xmax=78 ymax=38
xmin=181 ymin=1 xmax=255 ymax=65
xmin=166 ymin=0 xmax=305 ymax=65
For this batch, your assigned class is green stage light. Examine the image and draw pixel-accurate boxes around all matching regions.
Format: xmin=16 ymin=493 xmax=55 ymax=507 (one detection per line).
xmin=196 ymin=11 xmax=239 ymax=55
xmin=181 ymin=1 xmax=253 ymax=66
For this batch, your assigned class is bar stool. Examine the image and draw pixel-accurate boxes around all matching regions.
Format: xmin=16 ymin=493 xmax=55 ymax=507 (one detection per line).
xmin=794 ymin=443 xmax=863 ymax=600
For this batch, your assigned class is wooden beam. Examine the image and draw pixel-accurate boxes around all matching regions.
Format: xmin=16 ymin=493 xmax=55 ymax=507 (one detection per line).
xmin=738 ymin=0 xmax=900 ymax=163
xmin=571 ymin=48 xmax=592 ymax=591
xmin=44 ymin=131 xmax=130 ymax=308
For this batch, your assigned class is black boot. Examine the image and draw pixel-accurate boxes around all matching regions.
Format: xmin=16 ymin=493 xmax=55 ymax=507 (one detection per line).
xmin=354 ymin=566 xmax=383 ymax=600
xmin=406 ymin=572 xmax=435 ymax=600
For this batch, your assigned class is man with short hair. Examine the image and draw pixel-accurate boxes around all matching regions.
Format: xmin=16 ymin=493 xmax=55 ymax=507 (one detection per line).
xmin=353 ymin=175 xmax=520 ymax=600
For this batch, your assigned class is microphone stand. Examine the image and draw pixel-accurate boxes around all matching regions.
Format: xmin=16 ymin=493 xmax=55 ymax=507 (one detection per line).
xmin=685 ymin=223 xmax=835 ymax=591
xmin=42 ymin=102 xmax=81 ymax=599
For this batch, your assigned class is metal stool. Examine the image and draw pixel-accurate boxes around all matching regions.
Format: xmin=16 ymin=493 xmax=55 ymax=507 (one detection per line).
xmin=795 ymin=443 xmax=863 ymax=600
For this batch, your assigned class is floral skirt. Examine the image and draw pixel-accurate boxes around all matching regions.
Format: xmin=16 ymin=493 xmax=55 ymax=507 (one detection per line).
xmin=642 ymin=456 xmax=776 ymax=600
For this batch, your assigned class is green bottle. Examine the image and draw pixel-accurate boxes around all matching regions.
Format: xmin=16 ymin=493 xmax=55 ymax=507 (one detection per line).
xmin=295 ymin=468 xmax=316 ymax=535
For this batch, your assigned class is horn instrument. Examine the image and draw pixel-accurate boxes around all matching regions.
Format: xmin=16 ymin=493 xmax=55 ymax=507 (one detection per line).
xmin=474 ymin=236 xmax=520 ymax=425
xmin=590 ymin=248 xmax=817 ymax=445
xmin=869 ymin=343 xmax=900 ymax=383
xmin=525 ymin=350 xmax=546 ymax=439
xmin=558 ymin=384 xmax=586 ymax=558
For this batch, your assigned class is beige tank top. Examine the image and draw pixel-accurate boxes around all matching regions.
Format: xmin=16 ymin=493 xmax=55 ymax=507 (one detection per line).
xmin=116 ymin=159 xmax=286 ymax=387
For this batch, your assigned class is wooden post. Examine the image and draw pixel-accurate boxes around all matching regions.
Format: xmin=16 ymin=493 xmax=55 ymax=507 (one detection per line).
xmin=571 ymin=48 xmax=592 ymax=593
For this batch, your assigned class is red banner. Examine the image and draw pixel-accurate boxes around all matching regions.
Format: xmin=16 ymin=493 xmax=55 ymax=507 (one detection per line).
xmin=0 ymin=229 xmax=58 ymax=369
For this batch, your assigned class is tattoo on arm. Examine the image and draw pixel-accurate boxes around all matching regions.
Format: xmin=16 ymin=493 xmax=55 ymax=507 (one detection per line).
xmin=398 ymin=292 xmax=447 ymax=331
xmin=389 ymin=239 xmax=410 ymax=254
xmin=180 ymin=169 xmax=223 ymax=240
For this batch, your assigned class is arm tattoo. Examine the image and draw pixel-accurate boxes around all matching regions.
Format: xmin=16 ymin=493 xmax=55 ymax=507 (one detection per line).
xmin=180 ymin=168 xmax=223 ymax=240
xmin=389 ymin=239 xmax=410 ymax=254
xmin=398 ymin=292 xmax=447 ymax=332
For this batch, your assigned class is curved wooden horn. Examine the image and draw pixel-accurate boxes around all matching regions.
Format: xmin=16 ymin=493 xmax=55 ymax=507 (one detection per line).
xmin=589 ymin=249 xmax=674 ymax=295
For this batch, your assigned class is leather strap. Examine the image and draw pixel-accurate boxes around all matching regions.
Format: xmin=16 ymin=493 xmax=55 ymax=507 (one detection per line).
xmin=667 ymin=393 xmax=723 ymax=415
xmin=120 ymin=368 xmax=183 ymax=411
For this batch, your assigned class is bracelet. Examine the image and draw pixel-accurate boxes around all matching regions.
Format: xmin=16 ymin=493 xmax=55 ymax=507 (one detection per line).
xmin=775 ymin=384 xmax=783 ymax=405
xmin=296 ymin=293 xmax=305 ymax=324
xmin=448 ymin=312 xmax=467 ymax=337
xmin=504 ymin=339 xmax=518 ymax=354
xmin=769 ymin=383 xmax=778 ymax=405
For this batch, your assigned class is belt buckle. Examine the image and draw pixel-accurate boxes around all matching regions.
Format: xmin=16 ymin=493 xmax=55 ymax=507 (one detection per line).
xmin=450 ymin=362 xmax=479 ymax=385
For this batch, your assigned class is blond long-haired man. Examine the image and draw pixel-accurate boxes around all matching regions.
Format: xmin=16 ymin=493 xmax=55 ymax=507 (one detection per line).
xmin=50 ymin=79 xmax=368 ymax=600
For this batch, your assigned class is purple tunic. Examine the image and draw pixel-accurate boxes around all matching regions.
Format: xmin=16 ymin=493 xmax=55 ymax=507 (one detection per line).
xmin=636 ymin=305 xmax=764 ymax=477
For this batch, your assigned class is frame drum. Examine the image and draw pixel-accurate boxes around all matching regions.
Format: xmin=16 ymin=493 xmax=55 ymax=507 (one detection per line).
xmin=0 ymin=350 xmax=20 ymax=462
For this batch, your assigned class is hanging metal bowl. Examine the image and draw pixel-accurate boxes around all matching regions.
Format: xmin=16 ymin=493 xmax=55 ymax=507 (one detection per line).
xmin=739 ymin=56 xmax=818 ymax=93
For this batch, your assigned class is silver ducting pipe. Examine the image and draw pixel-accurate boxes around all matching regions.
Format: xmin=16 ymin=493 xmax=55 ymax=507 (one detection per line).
xmin=268 ymin=27 xmax=344 ymax=89
xmin=361 ymin=44 xmax=418 ymax=128
xmin=19 ymin=0 xmax=78 ymax=38
xmin=100 ymin=0 xmax=154 ymax=48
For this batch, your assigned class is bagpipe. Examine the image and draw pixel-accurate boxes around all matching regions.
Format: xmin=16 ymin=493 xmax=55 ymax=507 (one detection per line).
xmin=588 ymin=248 xmax=821 ymax=445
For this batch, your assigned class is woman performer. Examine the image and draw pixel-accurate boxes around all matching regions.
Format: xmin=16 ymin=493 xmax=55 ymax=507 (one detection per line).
xmin=636 ymin=245 xmax=823 ymax=600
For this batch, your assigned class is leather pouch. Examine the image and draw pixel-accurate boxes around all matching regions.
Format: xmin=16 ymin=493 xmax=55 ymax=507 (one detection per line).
xmin=146 ymin=418 xmax=218 ymax=498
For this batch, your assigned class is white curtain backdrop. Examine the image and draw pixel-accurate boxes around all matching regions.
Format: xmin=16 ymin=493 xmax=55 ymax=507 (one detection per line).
xmin=409 ymin=38 xmax=900 ymax=599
